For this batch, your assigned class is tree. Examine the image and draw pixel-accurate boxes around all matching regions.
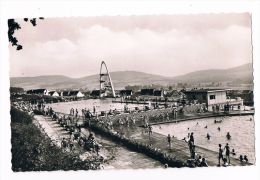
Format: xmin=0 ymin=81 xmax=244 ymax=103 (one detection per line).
xmin=8 ymin=17 xmax=44 ymax=50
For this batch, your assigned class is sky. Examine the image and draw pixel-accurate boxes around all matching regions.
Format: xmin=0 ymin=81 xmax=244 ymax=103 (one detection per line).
xmin=9 ymin=13 xmax=252 ymax=78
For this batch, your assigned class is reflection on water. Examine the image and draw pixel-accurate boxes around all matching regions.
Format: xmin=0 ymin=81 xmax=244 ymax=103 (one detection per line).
xmin=152 ymin=116 xmax=255 ymax=163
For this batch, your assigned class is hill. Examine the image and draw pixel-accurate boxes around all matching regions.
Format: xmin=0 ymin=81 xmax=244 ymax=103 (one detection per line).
xmin=172 ymin=63 xmax=253 ymax=83
xmin=10 ymin=63 xmax=253 ymax=90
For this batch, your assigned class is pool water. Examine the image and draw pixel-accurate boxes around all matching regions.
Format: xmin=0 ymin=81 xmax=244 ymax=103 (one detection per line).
xmin=48 ymin=99 xmax=144 ymax=115
xmin=152 ymin=115 xmax=255 ymax=163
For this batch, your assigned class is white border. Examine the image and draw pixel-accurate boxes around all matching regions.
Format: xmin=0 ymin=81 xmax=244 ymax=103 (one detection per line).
xmin=0 ymin=1 xmax=259 ymax=180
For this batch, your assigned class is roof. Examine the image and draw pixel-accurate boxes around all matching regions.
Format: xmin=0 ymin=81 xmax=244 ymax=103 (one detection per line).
xmin=166 ymin=90 xmax=182 ymax=97
xmin=27 ymin=89 xmax=47 ymax=94
xmin=184 ymin=88 xmax=228 ymax=93
xmin=141 ymin=89 xmax=154 ymax=96
xmin=91 ymin=90 xmax=100 ymax=96
xmin=62 ymin=91 xmax=70 ymax=96
xmin=69 ymin=91 xmax=81 ymax=96
xmin=120 ymin=90 xmax=133 ymax=96
xmin=153 ymin=90 xmax=164 ymax=96
xmin=49 ymin=91 xmax=58 ymax=96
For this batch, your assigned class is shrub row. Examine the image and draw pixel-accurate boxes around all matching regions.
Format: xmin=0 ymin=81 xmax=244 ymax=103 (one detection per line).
xmin=90 ymin=122 xmax=186 ymax=168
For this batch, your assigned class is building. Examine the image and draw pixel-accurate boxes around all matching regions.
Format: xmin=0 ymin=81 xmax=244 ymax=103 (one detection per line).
xmin=184 ymin=88 xmax=243 ymax=111
xmin=165 ymin=90 xmax=184 ymax=101
xmin=69 ymin=90 xmax=85 ymax=98
xmin=153 ymin=90 xmax=165 ymax=97
xmin=141 ymin=89 xmax=154 ymax=96
xmin=91 ymin=90 xmax=101 ymax=97
xmin=48 ymin=91 xmax=59 ymax=97
xmin=140 ymin=88 xmax=166 ymax=100
xmin=60 ymin=90 xmax=84 ymax=97
xmin=26 ymin=89 xmax=49 ymax=95
xmin=120 ymin=90 xmax=133 ymax=98
xmin=90 ymin=90 xmax=107 ymax=97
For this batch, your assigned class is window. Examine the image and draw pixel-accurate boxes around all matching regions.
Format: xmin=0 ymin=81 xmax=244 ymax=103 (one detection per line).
xmin=210 ymin=95 xmax=215 ymax=100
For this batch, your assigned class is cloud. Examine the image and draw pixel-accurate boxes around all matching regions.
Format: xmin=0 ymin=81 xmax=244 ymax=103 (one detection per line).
xmin=10 ymin=14 xmax=252 ymax=77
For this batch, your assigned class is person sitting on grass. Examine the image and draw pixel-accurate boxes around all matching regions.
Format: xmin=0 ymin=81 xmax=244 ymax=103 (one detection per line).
xmin=196 ymin=155 xmax=202 ymax=166
xmin=244 ymin=155 xmax=248 ymax=163
xmin=61 ymin=138 xmax=68 ymax=148
xmin=200 ymin=158 xmax=208 ymax=167
xmin=240 ymin=155 xmax=245 ymax=163
xmin=222 ymin=158 xmax=229 ymax=167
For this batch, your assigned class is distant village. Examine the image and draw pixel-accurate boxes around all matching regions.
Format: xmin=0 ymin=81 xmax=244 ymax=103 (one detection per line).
xmin=10 ymin=86 xmax=254 ymax=112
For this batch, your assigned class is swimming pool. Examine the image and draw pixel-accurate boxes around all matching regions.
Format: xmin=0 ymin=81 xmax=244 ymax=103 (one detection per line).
xmin=152 ymin=115 xmax=255 ymax=163
xmin=48 ymin=98 xmax=145 ymax=115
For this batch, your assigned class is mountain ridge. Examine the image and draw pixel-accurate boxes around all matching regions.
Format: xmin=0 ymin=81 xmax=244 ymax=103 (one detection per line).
xmin=10 ymin=63 xmax=253 ymax=90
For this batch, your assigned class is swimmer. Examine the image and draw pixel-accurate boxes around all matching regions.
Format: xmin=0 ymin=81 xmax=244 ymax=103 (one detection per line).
xmin=231 ymin=148 xmax=236 ymax=156
xmin=196 ymin=122 xmax=199 ymax=125
xmin=206 ymin=133 xmax=211 ymax=140
xmin=226 ymin=132 xmax=231 ymax=140
xmin=204 ymin=125 xmax=208 ymax=129
xmin=217 ymin=127 xmax=221 ymax=131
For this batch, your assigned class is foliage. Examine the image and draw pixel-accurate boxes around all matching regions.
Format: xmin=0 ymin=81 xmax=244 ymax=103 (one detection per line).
xmin=10 ymin=94 xmax=63 ymax=103
xmin=10 ymin=87 xmax=25 ymax=94
xmin=8 ymin=18 xmax=44 ymax=50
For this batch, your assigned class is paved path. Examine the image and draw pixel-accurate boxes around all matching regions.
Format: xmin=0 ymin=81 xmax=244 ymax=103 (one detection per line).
xmin=34 ymin=115 xmax=163 ymax=169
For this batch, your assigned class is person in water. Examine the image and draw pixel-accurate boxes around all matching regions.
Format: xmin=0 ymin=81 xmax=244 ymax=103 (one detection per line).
xmin=231 ymin=148 xmax=236 ymax=156
xmin=226 ymin=132 xmax=231 ymax=140
xmin=206 ymin=133 xmax=211 ymax=140
xmin=217 ymin=127 xmax=221 ymax=131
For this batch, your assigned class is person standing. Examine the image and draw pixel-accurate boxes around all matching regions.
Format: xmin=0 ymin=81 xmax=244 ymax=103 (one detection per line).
xmin=93 ymin=106 xmax=96 ymax=115
xmin=190 ymin=132 xmax=194 ymax=145
xmin=224 ymin=143 xmax=231 ymax=164
xmin=148 ymin=124 xmax=153 ymax=140
xmin=167 ymin=134 xmax=172 ymax=149
xmin=218 ymin=144 xmax=224 ymax=166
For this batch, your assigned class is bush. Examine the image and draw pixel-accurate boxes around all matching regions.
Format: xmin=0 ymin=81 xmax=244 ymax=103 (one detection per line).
xmin=10 ymin=106 xmax=33 ymax=124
